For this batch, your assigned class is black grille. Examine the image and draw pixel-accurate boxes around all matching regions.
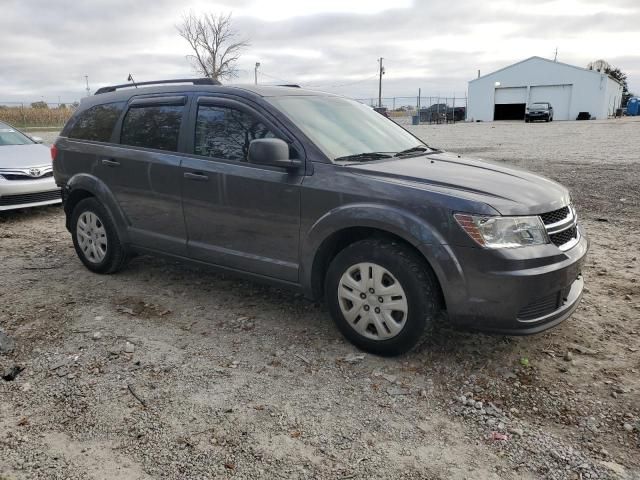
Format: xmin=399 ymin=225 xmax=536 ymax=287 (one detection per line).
xmin=0 ymin=190 xmax=61 ymax=206
xmin=518 ymin=292 xmax=560 ymax=320
xmin=540 ymin=206 xmax=570 ymax=225
xmin=1 ymin=172 xmax=53 ymax=181
xmin=550 ymin=226 xmax=577 ymax=247
xmin=518 ymin=281 xmax=576 ymax=320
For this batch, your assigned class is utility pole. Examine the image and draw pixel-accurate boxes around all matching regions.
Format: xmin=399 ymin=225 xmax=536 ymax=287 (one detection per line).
xmin=84 ymin=75 xmax=90 ymax=96
xmin=254 ymin=62 xmax=261 ymax=85
xmin=554 ymin=47 xmax=558 ymax=62
xmin=378 ymin=57 xmax=385 ymax=108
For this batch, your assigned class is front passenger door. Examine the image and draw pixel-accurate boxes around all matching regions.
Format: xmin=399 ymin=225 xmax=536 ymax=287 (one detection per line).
xmin=181 ymin=97 xmax=304 ymax=282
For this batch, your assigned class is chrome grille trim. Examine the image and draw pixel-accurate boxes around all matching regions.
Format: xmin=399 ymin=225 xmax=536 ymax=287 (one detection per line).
xmin=0 ymin=165 xmax=53 ymax=180
xmin=540 ymin=205 xmax=579 ymax=251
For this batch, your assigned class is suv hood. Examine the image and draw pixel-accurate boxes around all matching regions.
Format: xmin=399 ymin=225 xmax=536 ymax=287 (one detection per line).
xmin=0 ymin=144 xmax=52 ymax=169
xmin=347 ymin=151 xmax=570 ymax=216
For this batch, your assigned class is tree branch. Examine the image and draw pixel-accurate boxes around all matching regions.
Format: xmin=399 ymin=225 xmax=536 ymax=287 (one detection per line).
xmin=176 ymin=11 xmax=249 ymax=81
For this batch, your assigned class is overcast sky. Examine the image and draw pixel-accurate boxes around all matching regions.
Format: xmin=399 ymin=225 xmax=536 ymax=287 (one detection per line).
xmin=1 ymin=0 xmax=638 ymax=104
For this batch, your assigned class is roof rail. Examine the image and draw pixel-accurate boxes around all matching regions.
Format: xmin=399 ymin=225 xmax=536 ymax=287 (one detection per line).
xmin=94 ymin=78 xmax=221 ymax=95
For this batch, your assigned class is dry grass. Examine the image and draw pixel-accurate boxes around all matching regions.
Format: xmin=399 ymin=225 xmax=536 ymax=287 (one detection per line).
xmin=0 ymin=106 xmax=75 ymax=128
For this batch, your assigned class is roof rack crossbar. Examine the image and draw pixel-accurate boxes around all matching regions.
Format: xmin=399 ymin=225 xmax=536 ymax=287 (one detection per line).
xmin=95 ymin=78 xmax=221 ymax=95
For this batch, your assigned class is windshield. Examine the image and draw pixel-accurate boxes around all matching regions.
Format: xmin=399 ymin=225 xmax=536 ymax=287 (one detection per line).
xmin=267 ymin=95 xmax=425 ymax=161
xmin=531 ymin=103 xmax=549 ymax=108
xmin=0 ymin=124 xmax=34 ymax=146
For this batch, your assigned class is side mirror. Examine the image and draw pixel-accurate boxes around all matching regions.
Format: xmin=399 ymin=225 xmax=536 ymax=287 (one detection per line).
xmin=31 ymin=136 xmax=44 ymax=144
xmin=248 ymin=138 xmax=301 ymax=170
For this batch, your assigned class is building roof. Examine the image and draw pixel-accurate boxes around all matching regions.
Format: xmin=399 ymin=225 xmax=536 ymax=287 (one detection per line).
xmin=470 ymin=56 xmax=622 ymax=86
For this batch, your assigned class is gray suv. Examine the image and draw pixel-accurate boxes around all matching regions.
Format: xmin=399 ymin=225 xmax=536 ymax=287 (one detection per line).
xmin=53 ymin=79 xmax=588 ymax=356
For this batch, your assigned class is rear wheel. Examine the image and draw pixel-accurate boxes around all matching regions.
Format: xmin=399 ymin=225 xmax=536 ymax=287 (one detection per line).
xmin=71 ymin=198 xmax=129 ymax=274
xmin=325 ymin=239 xmax=441 ymax=356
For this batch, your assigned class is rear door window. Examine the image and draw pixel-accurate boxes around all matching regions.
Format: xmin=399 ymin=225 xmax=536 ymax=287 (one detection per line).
xmin=120 ymin=104 xmax=185 ymax=152
xmin=194 ymin=105 xmax=275 ymax=161
xmin=65 ymin=102 xmax=126 ymax=142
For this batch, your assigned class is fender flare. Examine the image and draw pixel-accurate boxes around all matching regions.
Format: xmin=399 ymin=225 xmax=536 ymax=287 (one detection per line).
xmin=300 ymin=203 xmax=451 ymax=298
xmin=64 ymin=173 xmax=131 ymax=243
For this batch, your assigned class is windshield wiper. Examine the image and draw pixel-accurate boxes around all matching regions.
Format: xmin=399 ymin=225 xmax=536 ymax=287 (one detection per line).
xmin=394 ymin=145 xmax=433 ymax=157
xmin=334 ymin=152 xmax=393 ymax=163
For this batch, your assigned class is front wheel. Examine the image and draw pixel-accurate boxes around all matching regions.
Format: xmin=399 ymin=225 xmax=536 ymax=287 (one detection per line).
xmin=71 ymin=197 xmax=129 ymax=274
xmin=325 ymin=239 xmax=442 ymax=356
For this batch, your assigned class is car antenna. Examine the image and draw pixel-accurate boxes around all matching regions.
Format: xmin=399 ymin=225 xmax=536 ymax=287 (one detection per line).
xmin=127 ymin=73 xmax=138 ymax=88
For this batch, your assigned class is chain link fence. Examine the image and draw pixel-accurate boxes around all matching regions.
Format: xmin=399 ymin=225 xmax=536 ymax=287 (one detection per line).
xmin=0 ymin=101 xmax=78 ymax=129
xmin=1 ymin=95 xmax=468 ymax=130
xmin=355 ymin=96 xmax=468 ymax=126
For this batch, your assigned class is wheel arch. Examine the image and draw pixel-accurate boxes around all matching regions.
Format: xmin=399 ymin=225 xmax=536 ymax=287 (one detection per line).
xmin=301 ymin=204 xmax=449 ymax=306
xmin=63 ymin=174 xmax=130 ymax=243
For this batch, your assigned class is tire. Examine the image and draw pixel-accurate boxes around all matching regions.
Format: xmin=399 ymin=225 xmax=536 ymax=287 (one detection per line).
xmin=70 ymin=197 xmax=129 ymax=274
xmin=325 ymin=239 xmax=442 ymax=356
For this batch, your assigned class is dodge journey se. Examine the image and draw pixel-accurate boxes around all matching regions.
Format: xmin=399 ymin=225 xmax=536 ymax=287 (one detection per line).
xmin=52 ymin=78 xmax=588 ymax=356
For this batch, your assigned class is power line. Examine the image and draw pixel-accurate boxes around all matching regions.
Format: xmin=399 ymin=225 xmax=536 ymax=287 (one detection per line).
xmin=259 ymin=70 xmax=378 ymax=89
xmin=310 ymin=74 xmax=379 ymax=89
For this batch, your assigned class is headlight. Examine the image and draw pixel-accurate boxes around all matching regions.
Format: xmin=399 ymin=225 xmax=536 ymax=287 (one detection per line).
xmin=454 ymin=213 xmax=549 ymax=248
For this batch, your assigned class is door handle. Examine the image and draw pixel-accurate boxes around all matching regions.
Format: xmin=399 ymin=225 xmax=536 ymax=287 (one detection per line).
xmin=101 ymin=159 xmax=120 ymax=167
xmin=184 ymin=172 xmax=209 ymax=181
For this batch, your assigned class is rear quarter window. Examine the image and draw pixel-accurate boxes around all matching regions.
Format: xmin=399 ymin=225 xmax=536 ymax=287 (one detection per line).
xmin=64 ymin=102 xmax=126 ymax=142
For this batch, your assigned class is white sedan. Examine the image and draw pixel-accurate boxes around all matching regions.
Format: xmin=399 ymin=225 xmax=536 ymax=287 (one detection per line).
xmin=0 ymin=121 xmax=61 ymax=211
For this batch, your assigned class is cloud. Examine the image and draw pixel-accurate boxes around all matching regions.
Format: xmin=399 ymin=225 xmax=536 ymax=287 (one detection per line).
xmin=0 ymin=0 xmax=638 ymax=103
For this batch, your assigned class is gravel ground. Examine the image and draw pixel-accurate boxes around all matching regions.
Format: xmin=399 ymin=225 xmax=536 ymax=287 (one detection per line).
xmin=1 ymin=118 xmax=639 ymax=479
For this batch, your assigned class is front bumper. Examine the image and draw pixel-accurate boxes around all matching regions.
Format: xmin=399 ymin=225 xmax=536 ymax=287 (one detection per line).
xmin=426 ymin=225 xmax=588 ymax=334
xmin=526 ymin=112 xmax=549 ymax=120
xmin=0 ymin=176 xmax=61 ymax=211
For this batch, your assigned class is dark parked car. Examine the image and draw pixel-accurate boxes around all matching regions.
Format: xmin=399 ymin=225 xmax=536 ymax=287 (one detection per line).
xmin=53 ymin=79 xmax=587 ymax=356
xmin=525 ymin=102 xmax=554 ymax=122
xmin=419 ymin=104 xmax=466 ymax=123
xmin=372 ymin=106 xmax=389 ymax=117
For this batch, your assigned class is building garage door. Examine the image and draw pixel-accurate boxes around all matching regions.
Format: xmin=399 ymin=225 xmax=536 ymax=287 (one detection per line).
xmin=494 ymin=87 xmax=527 ymax=120
xmin=529 ymin=85 xmax=572 ymax=120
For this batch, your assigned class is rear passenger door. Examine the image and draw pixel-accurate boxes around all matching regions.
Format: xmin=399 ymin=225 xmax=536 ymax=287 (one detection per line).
xmin=181 ymin=96 xmax=304 ymax=282
xmin=109 ymin=96 xmax=188 ymax=255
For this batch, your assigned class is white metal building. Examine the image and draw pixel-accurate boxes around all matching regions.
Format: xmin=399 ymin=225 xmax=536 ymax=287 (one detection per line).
xmin=467 ymin=56 xmax=623 ymax=121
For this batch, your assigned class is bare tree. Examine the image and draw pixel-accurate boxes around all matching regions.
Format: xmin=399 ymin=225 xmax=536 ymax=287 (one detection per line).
xmin=587 ymin=59 xmax=610 ymax=73
xmin=177 ymin=12 xmax=249 ymax=81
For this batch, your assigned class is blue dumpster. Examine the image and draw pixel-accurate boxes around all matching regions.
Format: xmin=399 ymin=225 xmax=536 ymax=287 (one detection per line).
xmin=627 ymin=97 xmax=639 ymax=116
xmin=412 ymin=115 xmax=419 ymax=125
